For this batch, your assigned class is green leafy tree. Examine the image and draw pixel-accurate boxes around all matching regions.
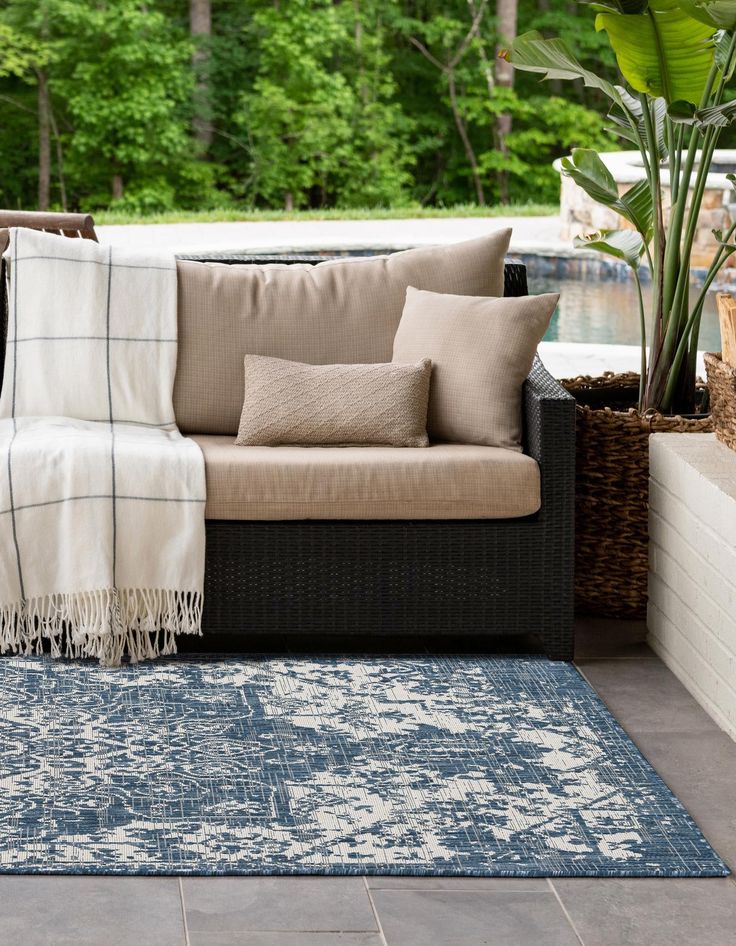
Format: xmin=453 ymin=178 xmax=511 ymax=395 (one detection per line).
xmin=238 ymin=0 xmax=413 ymax=208
xmin=0 ymin=0 xmax=624 ymax=212
xmin=50 ymin=0 xmax=194 ymax=209
xmin=0 ymin=20 xmax=38 ymax=79
xmin=0 ymin=1 xmax=57 ymax=209
xmin=391 ymin=0 xmax=612 ymax=205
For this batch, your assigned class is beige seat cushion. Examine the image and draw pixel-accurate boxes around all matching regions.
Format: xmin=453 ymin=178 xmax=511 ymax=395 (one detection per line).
xmin=393 ymin=287 xmax=558 ymax=451
xmin=191 ymin=435 xmax=541 ymax=520
xmin=236 ymin=355 xmax=431 ymax=447
xmin=174 ymin=230 xmax=511 ymax=435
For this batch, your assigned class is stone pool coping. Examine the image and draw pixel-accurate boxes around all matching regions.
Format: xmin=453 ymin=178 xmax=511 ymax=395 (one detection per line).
xmin=538 ymin=342 xmax=706 ymax=380
xmin=97 ymin=215 xmax=564 ymax=256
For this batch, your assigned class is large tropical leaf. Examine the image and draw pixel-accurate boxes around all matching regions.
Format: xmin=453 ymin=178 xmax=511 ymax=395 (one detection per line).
xmin=650 ymin=97 xmax=670 ymax=155
xmin=560 ymin=149 xmax=654 ymax=240
xmin=596 ymin=0 xmax=717 ymax=105
xmin=675 ymin=0 xmax=736 ymax=27
xmin=694 ymin=96 xmax=736 ymax=125
xmin=629 ymin=96 xmax=669 ymax=156
xmin=501 ymin=31 xmax=622 ymax=106
xmin=612 ymin=179 xmax=655 ymax=242
xmin=610 ymin=89 xmax=669 ymax=155
xmin=559 ymin=149 xmax=621 ymax=205
xmin=668 ymin=91 xmax=736 ymax=126
xmin=666 ymin=30 xmax=736 ymax=125
xmin=715 ymin=28 xmax=736 ymax=78
xmin=666 ymin=100 xmax=698 ymax=122
xmin=604 ymin=90 xmax=668 ymax=151
xmin=606 ymin=110 xmax=644 ymax=144
xmin=573 ymin=229 xmax=647 ymax=267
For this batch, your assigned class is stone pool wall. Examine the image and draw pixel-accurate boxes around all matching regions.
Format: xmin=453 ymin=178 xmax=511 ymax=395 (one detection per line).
xmin=558 ymin=150 xmax=735 ymax=270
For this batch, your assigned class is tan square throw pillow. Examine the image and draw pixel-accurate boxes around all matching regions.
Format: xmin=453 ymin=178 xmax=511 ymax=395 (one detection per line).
xmin=236 ymin=355 xmax=432 ymax=447
xmin=392 ymin=287 xmax=559 ymax=450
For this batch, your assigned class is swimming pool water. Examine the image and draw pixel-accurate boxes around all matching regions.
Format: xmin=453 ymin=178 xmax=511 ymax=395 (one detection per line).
xmin=530 ymin=276 xmax=721 ymax=352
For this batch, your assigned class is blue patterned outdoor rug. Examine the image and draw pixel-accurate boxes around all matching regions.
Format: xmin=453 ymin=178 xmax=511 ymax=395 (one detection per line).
xmin=0 ymin=655 xmax=727 ymax=877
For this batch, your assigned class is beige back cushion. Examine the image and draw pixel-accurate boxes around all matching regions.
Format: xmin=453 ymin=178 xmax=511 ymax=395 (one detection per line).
xmin=173 ymin=229 xmax=511 ymax=434
xmin=236 ymin=355 xmax=431 ymax=447
xmin=393 ymin=287 xmax=559 ymax=451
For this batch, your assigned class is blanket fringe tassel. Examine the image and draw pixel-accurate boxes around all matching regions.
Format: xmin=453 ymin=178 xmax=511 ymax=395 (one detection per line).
xmin=0 ymin=588 xmax=202 ymax=667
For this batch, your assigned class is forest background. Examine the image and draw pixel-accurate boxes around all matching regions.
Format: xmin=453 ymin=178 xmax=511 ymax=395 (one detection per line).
xmin=0 ymin=0 xmax=631 ymax=219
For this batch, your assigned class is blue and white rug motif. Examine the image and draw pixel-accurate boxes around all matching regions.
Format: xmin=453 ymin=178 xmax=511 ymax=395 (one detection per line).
xmin=0 ymin=655 xmax=727 ymax=876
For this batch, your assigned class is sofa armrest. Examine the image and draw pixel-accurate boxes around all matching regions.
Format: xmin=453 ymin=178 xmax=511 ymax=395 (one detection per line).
xmin=522 ymin=356 xmax=575 ymax=657
xmin=523 ymin=356 xmax=575 ymax=472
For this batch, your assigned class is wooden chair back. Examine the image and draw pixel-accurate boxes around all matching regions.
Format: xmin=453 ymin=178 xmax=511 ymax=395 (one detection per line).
xmin=0 ymin=210 xmax=97 ymax=242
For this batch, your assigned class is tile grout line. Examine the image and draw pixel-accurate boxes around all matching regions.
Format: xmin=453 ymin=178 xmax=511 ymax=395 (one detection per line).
xmin=547 ymin=879 xmax=585 ymax=946
xmin=363 ymin=876 xmax=390 ymax=946
xmin=178 ymin=878 xmax=191 ymax=946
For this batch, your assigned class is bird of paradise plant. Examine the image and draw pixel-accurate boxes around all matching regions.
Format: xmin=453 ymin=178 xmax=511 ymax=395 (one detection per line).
xmin=503 ymin=0 xmax=736 ymax=413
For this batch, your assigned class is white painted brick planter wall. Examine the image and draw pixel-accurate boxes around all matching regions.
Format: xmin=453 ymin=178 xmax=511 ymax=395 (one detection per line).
xmin=648 ymin=433 xmax=736 ymax=740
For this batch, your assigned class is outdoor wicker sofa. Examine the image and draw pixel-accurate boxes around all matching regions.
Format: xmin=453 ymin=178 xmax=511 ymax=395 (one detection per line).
xmin=0 ymin=211 xmax=575 ymax=660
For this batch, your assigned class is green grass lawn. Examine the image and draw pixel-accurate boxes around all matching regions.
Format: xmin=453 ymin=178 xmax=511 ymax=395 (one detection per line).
xmin=95 ymin=203 xmax=559 ymax=226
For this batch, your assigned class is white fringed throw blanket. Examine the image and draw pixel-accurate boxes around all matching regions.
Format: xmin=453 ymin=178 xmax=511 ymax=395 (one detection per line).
xmin=0 ymin=228 xmax=206 ymax=665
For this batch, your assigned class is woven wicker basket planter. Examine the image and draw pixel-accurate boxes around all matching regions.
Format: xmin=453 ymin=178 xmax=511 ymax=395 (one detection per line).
xmin=704 ymin=352 xmax=736 ymax=452
xmin=562 ymin=373 xmax=712 ymax=619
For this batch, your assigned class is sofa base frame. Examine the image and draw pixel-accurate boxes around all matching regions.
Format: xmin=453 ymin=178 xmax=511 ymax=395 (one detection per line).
xmin=202 ymin=516 xmax=574 ymax=661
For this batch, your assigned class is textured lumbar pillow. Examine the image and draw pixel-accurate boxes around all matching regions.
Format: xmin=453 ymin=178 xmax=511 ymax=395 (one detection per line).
xmin=392 ymin=287 xmax=559 ymax=450
xmin=235 ymin=355 xmax=432 ymax=447
xmin=174 ymin=228 xmax=511 ymax=435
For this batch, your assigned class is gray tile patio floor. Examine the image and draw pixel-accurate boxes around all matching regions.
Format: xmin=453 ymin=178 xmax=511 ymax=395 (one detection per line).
xmin=2 ymin=618 xmax=735 ymax=946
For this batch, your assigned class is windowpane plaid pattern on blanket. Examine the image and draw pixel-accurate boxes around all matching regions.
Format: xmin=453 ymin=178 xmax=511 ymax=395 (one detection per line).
xmin=0 ymin=228 xmax=206 ymax=666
